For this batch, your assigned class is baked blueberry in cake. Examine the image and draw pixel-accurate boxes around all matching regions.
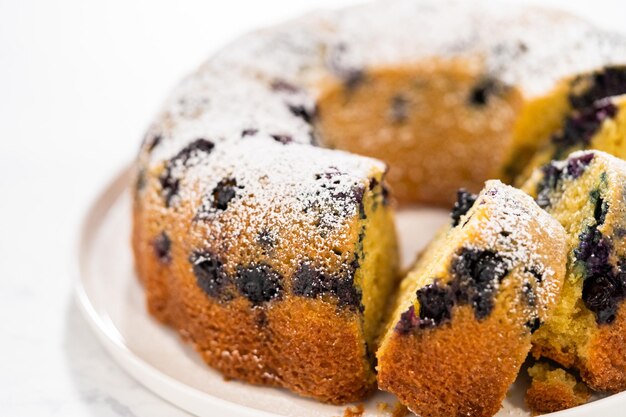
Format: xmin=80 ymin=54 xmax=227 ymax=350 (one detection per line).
xmin=522 ymin=150 xmax=626 ymax=393
xmin=376 ymin=181 xmax=567 ymax=417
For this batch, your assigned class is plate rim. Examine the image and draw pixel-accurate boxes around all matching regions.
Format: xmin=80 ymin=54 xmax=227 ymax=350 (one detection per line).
xmin=72 ymin=165 xmax=626 ymax=417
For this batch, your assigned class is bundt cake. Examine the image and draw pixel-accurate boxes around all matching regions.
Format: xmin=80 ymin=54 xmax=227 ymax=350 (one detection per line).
xmin=525 ymin=361 xmax=591 ymax=415
xmin=376 ymin=181 xmax=567 ymax=417
xmin=521 ymin=150 xmax=626 ymax=392
xmin=131 ymin=0 xmax=626 ymax=408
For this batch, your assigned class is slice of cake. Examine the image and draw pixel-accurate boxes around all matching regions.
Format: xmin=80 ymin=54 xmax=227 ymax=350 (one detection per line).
xmin=525 ymin=361 xmax=591 ymax=415
xmin=516 ymin=67 xmax=626 ymax=184
xmin=522 ymin=150 xmax=626 ymax=392
xmin=376 ymin=180 xmax=567 ymax=417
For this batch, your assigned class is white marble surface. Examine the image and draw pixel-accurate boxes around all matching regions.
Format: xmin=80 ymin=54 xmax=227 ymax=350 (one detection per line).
xmin=1 ymin=1 xmax=624 ymax=416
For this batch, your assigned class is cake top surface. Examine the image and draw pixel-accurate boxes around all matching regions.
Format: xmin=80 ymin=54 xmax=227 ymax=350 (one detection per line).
xmin=210 ymin=0 xmax=626 ymax=97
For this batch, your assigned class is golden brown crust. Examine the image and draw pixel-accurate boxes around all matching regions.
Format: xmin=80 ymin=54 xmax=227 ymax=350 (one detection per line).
xmin=582 ymin=303 xmax=626 ymax=391
xmin=378 ymin=306 xmax=530 ymax=417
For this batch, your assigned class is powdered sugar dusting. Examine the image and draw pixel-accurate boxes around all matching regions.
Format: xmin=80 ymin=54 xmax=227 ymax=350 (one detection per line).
xmin=468 ymin=180 xmax=566 ymax=321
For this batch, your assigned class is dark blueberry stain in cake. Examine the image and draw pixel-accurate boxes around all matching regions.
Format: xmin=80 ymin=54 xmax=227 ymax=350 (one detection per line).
xmin=451 ymin=189 xmax=478 ymax=227
xmin=159 ymin=174 xmax=180 ymax=208
xmin=270 ymin=79 xmax=300 ymax=94
xmin=468 ymin=78 xmax=502 ymax=107
xmin=396 ymin=248 xmax=510 ymax=334
xmin=395 ymin=305 xmax=418 ymax=335
xmin=575 ymin=224 xmax=626 ymax=324
xmin=343 ymin=69 xmax=365 ymax=91
xmin=212 ymin=178 xmax=239 ymax=210
xmin=241 ymin=128 xmax=258 ymax=138
xmin=552 ymin=101 xmax=617 ymax=158
xmin=153 ymin=232 xmax=171 ymax=263
xmin=566 ymin=152 xmax=595 ymax=179
xmin=326 ymin=42 xmax=366 ymax=91
xmin=288 ymin=104 xmax=317 ymax=124
xmin=292 ymin=262 xmax=361 ymax=310
xmin=389 ymin=95 xmax=409 ymax=124
xmin=159 ymin=138 xmax=215 ymax=206
xmin=526 ymin=317 xmax=542 ymax=334
xmin=271 ymin=134 xmax=293 ymax=145
xmin=234 ymin=263 xmax=283 ymax=304
xmin=415 ymin=280 xmax=455 ymax=328
xmin=583 ymin=274 xmax=621 ymax=324
xmin=368 ymin=177 xmax=390 ymax=206
xmin=569 ymin=66 xmax=626 ymax=110
xmin=536 ymin=162 xmax=564 ymax=209
xmin=189 ymin=251 xmax=230 ymax=300
xmin=451 ymin=248 xmax=509 ymax=320
xmin=576 ymin=227 xmax=612 ymax=278
xmin=590 ymin=189 xmax=608 ymax=226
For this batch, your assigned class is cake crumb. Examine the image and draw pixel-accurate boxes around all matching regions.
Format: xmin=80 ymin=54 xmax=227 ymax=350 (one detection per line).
xmin=343 ymin=404 xmax=365 ymax=417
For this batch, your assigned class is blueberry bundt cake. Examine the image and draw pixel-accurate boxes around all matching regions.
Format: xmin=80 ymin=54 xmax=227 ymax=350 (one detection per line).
xmin=525 ymin=362 xmax=591 ymax=415
xmin=376 ymin=181 xmax=567 ymax=417
xmin=132 ymin=0 xmax=626 ymax=408
xmin=521 ymin=151 xmax=626 ymax=392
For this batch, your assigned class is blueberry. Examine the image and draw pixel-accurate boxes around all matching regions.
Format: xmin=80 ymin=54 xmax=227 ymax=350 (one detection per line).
xmin=590 ymin=189 xmax=608 ymax=226
xmin=583 ymin=275 xmax=619 ymax=324
xmin=235 ymin=264 xmax=283 ymax=304
xmin=395 ymin=305 xmax=418 ymax=335
xmin=451 ymin=248 xmax=508 ymax=320
xmin=450 ymin=189 xmax=477 ymax=226
xmin=416 ymin=281 xmax=455 ymax=328
xmin=575 ymin=227 xmax=612 ymax=277
xmin=159 ymin=138 xmax=215 ymax=206
xmin=271 ymin=134 xmax=293 ymax=144
xmin=566 ymin=153 xmax=595 ymax=179
xmin=292 ymin=262 xmax=361 ymax=310
xmin=189 ymin=251 xmax=229 ymax=300
xmin=569 ymin=66 xmax=626 ymax=110
xmin=241 ymin=128 xmax=258 ymax=137
xmin=552 ymin=102 xmax=617 ymax=158
xmin=468 ymin=78 xmax=502 ymax=107
xmin=153 ymin=232 xmax=171 ymax=263
xmin=536 ymin=163 xmax=564 ymax=209
xmin=526 ymin=317 xmax=541 ymax=333
xmin=212 ymin=178 xmax=238 ymax=210
xmin=288 ymin=104 xmax=316 ymax=124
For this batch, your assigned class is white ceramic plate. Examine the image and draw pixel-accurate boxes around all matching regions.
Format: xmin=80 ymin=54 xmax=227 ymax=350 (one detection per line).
xmin=74 ymin=167 xmax=626 ymax=417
